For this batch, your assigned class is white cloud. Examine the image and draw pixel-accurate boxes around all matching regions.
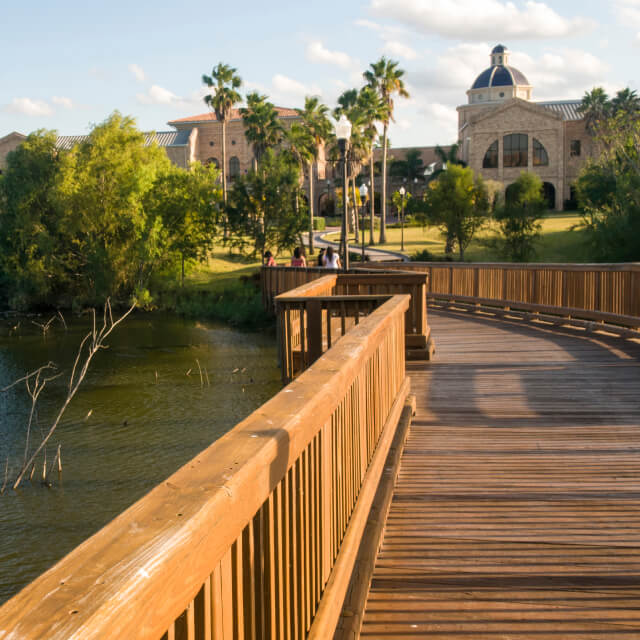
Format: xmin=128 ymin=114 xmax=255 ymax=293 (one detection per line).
xmin=4 ymin=97 xmax=53 ymax=117
xmin=52 ymin=96 xmax=73 ymax=109
xmin=383 ymin=41 xmax=419 ymax=60
xmin=417 ymin=103 xmax=458 ymax=141
xmin=370 ymin=0 xmax=594 ymax=40
xmin=305 ymin=41 xmax=354 ymax=69
xmin=137 ymin=85 xmax=182 ymax=105
xmin=128 ymin=63 xmax=146 ymax=83
xmin=408 ymin=42 xmax=610 ymax=104
xmin=272 ymin=74 xmax=321 ymax=98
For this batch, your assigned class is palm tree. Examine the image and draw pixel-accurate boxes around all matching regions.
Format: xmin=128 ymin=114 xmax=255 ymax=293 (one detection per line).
xmin=354 ymin=87 xmax=387 ymax=245
xmin=202 ymin=63 xmax=242 ymax=205
xmin=578 ymin=87 xmax=610 ymax=133
xmin=364 ymin=57 xmax=409 ymax=244
xmin=285 ymin=122 xmax=315 ymax=243
xmin=611 ymin=88 xmax=640 ymax=117
xmin=240 ymin=92 xmax=284 ymax=167
xmin=296 ymin=96 xmax=333 ymax=253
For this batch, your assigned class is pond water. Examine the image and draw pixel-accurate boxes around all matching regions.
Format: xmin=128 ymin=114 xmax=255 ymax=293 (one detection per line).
xmin=0 ymin=312 xmax=280 ymax=605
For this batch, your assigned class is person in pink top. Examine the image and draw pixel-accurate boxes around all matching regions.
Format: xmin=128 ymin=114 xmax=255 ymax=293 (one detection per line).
xmin=263 ymin=250 xmax=276 ymax=266
xmin=290 ymin=247 xmax=307 ymax=267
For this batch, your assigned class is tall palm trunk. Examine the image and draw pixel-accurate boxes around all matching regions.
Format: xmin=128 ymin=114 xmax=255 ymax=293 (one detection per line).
xmin=222 ymin=120 xmax=228 ymax=239
xmin=380 ymin=124 xmax=388 ymax=244
xmin=308 ymin=161 xmax=315 ymax=254
xmin=369 ymin=154 xmax=375 ymax=245
xmin=352 ymin=177 xmax=359 ymax=241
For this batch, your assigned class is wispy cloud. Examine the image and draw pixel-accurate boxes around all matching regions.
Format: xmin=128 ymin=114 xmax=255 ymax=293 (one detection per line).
xmin=137 ymin=85 xmax=182 ymax=105
xmin=305 ymin=41 xmax=355 ymax=69
xmin=52 ymin=96 xmax=73 ymax=109
xmin=272 ymin=74 xmax=322 ymax=98
xmin=370 ymin=0 xmax=594 ymax=40
xmin=128 ymin=63 xmax=146 ymax=83
xmin=383 ymin=40 xmax=419 ymax=60
xmin=3 ymin=97 xmax=53 ymax=117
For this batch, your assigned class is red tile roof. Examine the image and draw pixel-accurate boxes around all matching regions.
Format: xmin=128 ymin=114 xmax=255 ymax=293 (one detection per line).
xmin=168 ymin=107 xmax=299 ymax=125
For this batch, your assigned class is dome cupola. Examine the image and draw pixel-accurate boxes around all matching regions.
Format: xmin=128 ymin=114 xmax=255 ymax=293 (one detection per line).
xmin=467 ymin=45 xmax=532 ymax=105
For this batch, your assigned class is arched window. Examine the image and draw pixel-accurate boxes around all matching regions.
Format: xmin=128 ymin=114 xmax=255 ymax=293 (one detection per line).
xmin=206 ymin=157 xmax=219 ymax=168
xmin=229 ymin=156 xmax=240 ymax=178
xmin=533 ymin=139 xmax=549 ymax=166
xmin=483 ymin=140 xmax=499 ymax=168
xmin=503 ymin=133 xmax=528 ymax=167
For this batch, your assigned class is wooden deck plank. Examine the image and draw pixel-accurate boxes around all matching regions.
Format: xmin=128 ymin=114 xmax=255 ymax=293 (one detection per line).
xmin=362 ymin=310 xmax=640 ymax=639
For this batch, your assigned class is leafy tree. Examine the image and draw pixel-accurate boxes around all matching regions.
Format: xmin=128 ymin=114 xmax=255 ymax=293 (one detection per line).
xmin=202 ymin=63 xmax=242 ymax=204
xmin=145 ymin=162 xmax=221 ymax=285
xmin=494 ymin=172 xmax=545 ymax=261
xmin=296 ymin=96 xmax=333 ymax=253
xmin=240 ymin=93 xmax=284 ymax=166
xmin=364 ymin=57 xmax=409 ymax=244
xmin=226 ymin=150 xmax=306 ymax=259
xmin=413 ymin=164 xmax=489 ymax=261
xmin=56 ymin=112 xmax=173 ymax=304
xmin=0 ymin=130 xmax=65 ymax=308
xmin=576 ymin=113 xmax=640 ymax=261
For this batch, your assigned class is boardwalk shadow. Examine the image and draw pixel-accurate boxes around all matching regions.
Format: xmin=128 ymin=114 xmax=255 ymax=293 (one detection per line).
xmin=413 ymin=308 xmax=640 ymax=429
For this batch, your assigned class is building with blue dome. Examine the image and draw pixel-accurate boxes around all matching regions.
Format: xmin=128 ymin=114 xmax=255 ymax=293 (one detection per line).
xmin=468 ymin=45 xmax=532 ymax=105
xmin=458 ymin=45 xmax=592 ymax=210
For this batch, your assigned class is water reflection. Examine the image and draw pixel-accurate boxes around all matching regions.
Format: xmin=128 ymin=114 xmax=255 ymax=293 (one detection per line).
xmin=0 ymin=313 xmax=280 ymax=604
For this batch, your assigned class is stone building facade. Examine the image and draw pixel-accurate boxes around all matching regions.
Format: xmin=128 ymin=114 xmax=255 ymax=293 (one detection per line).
xmin=458 ymin=45 xmax=592 ymax=209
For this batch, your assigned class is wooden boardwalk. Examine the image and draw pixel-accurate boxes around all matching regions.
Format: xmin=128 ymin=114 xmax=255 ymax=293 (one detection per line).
xmin=362 ymin=308 xmax=640 ymax=639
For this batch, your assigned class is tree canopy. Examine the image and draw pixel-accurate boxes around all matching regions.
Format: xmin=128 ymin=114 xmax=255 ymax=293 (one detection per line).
xmin=0 ymin=113 xmax=222 ymax=310
xmin=412 ymin=164 xmax=489 ymax=261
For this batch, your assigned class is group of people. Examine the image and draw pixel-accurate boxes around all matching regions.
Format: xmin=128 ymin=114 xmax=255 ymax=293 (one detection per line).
xmin=263 ymin=246 xmax=342 ymax=269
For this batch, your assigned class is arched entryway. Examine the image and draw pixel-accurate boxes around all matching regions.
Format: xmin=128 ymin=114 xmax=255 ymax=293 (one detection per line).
xmin=542 ymin=182 xmax=556 ymax=210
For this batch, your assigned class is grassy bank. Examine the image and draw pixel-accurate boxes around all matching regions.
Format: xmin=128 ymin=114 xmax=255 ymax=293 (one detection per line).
xmin=324 ymin=213 xmax=591 ymax=262
xmin=155 ymin=248 xmax=271 ymax=330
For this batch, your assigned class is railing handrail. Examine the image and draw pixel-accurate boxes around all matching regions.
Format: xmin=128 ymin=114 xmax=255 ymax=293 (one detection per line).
xmin=366 ymin=261 xmax=640 ymax=272
xmin=0 ymin=294 xmax=410 ymax=640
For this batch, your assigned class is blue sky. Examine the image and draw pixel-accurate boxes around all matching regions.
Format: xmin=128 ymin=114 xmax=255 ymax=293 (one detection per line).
xmin=1 ymin=0 xmax=639 ymax=146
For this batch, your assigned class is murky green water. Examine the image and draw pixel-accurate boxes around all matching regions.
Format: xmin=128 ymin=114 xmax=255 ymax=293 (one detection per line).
xmin=0 ymin=312 xmax=280 ymax=605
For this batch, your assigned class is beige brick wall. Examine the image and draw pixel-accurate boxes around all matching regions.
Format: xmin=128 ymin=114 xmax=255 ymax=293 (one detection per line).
xmin=0 ymin=133 xmax=26 ymax=172
xmin=463 ymin=100 xmax=592 ymax=209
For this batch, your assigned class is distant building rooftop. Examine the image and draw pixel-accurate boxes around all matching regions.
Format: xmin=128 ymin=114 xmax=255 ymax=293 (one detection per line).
xmin=55 ymin=130 xmax=191 ymax=151
xmin=168 ymin=107 xmax=299 ymax=125
xmin=537 ymin=100 xmax=583 ymax=121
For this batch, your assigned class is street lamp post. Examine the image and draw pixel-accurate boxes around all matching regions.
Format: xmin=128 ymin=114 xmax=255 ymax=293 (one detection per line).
xmin=335 ymin=115 xmax=352 ymax=271
xmin=359 ymin=183 xmax=368 ymax=260
xmin=399 ymin=186 xmax=406 ymax=252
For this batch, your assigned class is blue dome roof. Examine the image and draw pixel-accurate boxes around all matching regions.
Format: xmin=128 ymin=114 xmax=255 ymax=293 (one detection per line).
xmin=471 ymin=65 xmax=529 ymax=90
xmin=492 ymin=44 xmax=507 ymax=54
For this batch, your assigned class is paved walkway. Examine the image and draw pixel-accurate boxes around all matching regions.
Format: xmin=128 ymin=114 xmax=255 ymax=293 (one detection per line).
xmin=362 ymin=308 xmax=640 ymax=639
xmin=304 ymin=229 xmax=409 ymax=263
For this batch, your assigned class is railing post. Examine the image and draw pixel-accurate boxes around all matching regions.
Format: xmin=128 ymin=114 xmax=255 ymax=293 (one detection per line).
xmin=307 ymin=299 xmax=324 ymax=365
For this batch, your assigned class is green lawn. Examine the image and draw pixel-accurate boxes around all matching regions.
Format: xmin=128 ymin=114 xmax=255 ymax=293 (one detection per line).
xmin=184 ymin=247 xmax=262 ymax=292
xmin=324 ymin=212 xmax=591 ymax=263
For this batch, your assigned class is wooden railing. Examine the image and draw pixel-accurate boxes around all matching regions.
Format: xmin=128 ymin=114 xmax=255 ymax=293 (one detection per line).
xmin=0 ymin=293 xmax=411 ymax=640
xmin=274 ymin=272 xmax=432 ymax=383
xmin=342 ymin=262 xmax=640 ymax=329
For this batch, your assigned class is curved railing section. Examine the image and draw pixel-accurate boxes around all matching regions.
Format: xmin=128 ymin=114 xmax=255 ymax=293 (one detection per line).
xmin=364 ymin=262 xmax=640 ymax=329
xmin=0 ymin=292 xmax=410 ymax=640
xmin=263 ymin=263 xmax=640 ymax=332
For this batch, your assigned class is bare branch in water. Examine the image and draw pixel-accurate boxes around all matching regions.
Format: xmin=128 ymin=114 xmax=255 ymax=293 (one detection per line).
xmin=11 ymin=299 xmax=136 ymax=490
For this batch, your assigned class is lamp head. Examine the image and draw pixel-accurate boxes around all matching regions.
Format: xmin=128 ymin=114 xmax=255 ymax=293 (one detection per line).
xmin=399 ymin=186 xmax=406 ymax=196
xmin=335 ymin=114 xmax=352 ymax=141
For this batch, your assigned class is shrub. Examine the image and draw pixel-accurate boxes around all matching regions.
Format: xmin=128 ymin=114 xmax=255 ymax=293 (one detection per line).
xmin=313 ymin=217 xmax=326 ymax=231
